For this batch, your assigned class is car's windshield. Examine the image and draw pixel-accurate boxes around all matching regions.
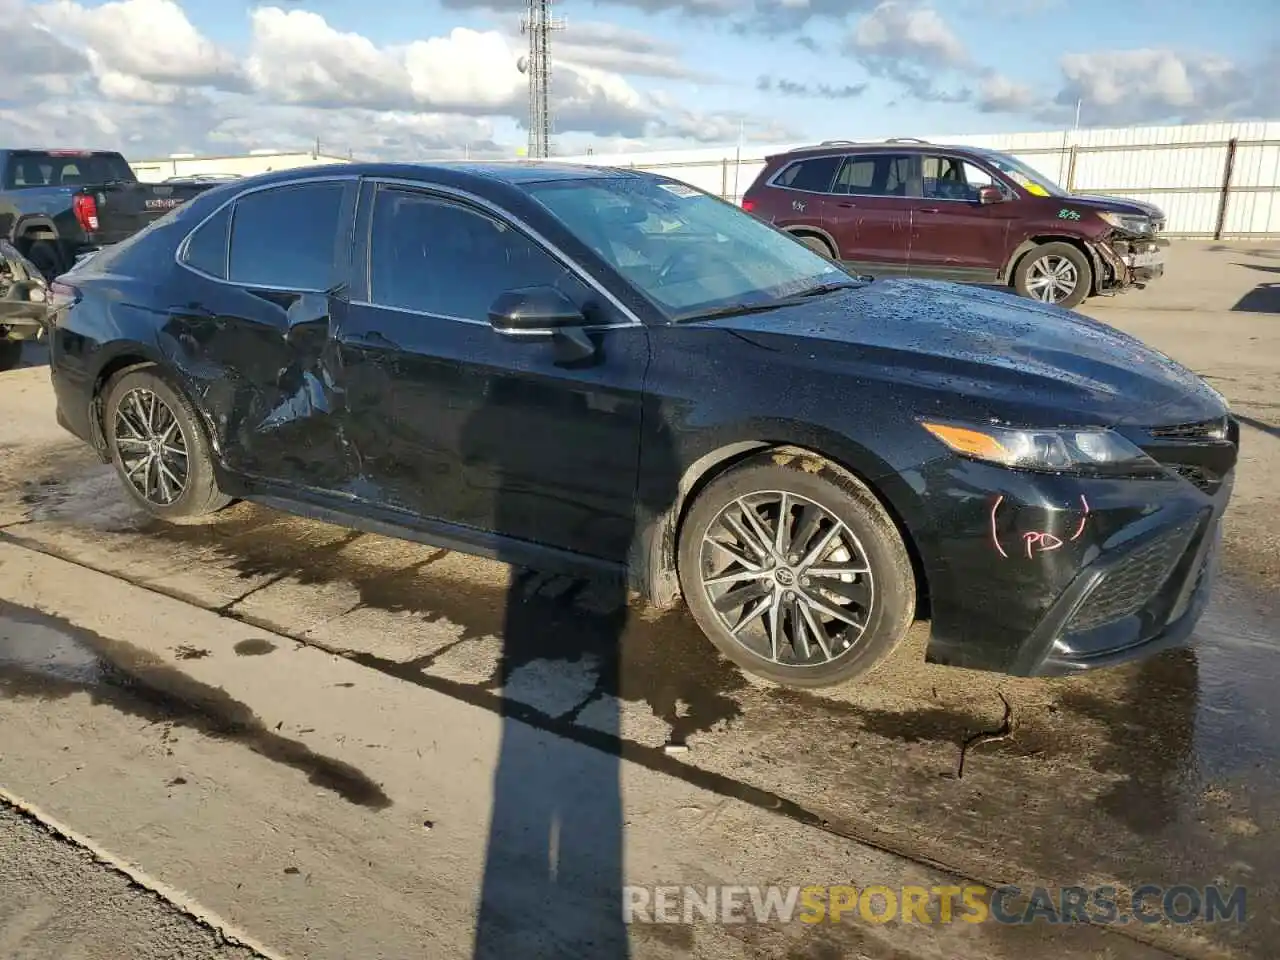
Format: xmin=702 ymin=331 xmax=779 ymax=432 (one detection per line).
xmin=982 ymin=152 xmax=1067 ymax=199
xmin=522 ymin=175 xmax=859 ymax=321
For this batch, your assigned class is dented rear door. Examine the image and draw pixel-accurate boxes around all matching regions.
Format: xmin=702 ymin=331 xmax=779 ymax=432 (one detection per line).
xmin=163 ymin=176 xmax=359 ymax=491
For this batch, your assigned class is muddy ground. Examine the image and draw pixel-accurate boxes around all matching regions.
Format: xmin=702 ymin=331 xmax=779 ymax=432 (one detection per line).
xmin=1 ymin=240 xmax=1277 ymax=959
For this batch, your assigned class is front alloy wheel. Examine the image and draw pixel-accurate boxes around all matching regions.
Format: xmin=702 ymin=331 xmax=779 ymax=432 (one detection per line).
xmin=677 ymin=452 xmax=916 ymax=689
xmin=698 ymin=491 xmax=874 ymax=667
xmin=1025 ymin=255 xmax=1078 ymax=303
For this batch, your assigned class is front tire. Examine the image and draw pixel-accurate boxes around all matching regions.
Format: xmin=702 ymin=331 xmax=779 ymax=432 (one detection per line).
xmin=103 ymin=367 xmax=232 ymax=523
xmin=677 ymin=451 xmax=916 ymax=689
xmin=1013 ymin=241 xmax=1092 ymax=309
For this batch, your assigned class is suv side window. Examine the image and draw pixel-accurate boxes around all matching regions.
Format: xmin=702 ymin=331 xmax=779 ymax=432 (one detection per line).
xmin=832 ymin=154 xmax=913 ymax=197
xmin=367 ymin=187 xmax=584 ymax=320
xmin=181 ymin=204 xmax=230 ymax=279
xmin=772 ymin=155 xmax=841 ymax=193
xmin=228 ymin=182 xmax=346 ymax=290
xmin=922 ymin=156 xmax=1005 ymax=201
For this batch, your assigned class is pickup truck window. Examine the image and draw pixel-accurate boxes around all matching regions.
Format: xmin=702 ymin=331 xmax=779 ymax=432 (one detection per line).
xmin=182 ymin=205 xmax=231 ymax=279
xmin=2 ymin=151 xmax=135 ymax=189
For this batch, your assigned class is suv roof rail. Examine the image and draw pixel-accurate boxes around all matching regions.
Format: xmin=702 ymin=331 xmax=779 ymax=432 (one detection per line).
xmin=884 ymin=137 xmax=930 ymax=144
xmin=819 ymin=139 xmax=857 ymax=145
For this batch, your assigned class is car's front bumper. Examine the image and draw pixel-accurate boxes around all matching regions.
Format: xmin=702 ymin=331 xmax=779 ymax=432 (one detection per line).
xmin=912 ymin=421 xmax=1236 ymax=676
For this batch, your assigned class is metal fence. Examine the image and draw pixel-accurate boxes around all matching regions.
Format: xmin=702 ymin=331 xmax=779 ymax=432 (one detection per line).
xmin=558 ymin=124 xmax=1280 ymax=238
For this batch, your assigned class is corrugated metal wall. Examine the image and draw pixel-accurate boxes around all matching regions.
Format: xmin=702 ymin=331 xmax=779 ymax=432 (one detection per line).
xmin=556 ymin=121 xmax=1280 ymax=237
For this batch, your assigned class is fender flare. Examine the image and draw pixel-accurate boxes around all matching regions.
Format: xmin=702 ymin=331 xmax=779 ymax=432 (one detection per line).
xmin=11 ymin=215 xmax=60 ymax=246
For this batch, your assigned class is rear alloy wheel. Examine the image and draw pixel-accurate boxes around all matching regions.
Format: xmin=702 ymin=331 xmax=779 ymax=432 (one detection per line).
xmin=0 ymin=339 xmax=22 ymax=372
xmin=677 ymin=452 xmax=916 ymax=688
xmin=1013 ymin=241 xmax=1092 ymax=309
xmin=103 ymin=368 xmax=232 ymax=523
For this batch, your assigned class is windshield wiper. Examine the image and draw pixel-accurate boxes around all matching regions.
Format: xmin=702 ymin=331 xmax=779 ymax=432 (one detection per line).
xmin=787 ymin=279 xmax=867 ymax=299
xmin=673 ymin=300 xmax=795 ymax=324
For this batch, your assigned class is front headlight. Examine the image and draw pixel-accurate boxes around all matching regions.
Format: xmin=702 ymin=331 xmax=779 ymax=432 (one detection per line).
xmin=919 ymin=420 xmax=1163 ymax=477
xmin=1098 ymin=211 xmax=1151 ymax=234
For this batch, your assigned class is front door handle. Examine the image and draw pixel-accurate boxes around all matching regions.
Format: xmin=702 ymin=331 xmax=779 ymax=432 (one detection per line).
xmin=919 ymin=207 xmax=940 ymax=214
xmin=837 ymin=201 xmax=857 ymax=208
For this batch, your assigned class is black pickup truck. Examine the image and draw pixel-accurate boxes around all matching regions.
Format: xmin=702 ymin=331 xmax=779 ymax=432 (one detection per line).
xmin=0 ymin=148 xmax=224 ymax=282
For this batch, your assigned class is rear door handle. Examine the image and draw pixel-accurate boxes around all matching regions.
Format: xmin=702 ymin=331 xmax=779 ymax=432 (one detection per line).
xmin=919 ymin=207 xmax=940 ymax=214
xmin=837 ymin=202 xmax=857 ymax=208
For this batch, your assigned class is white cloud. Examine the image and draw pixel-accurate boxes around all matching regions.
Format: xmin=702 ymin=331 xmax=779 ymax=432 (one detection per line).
xmin=0 ymin=0 xmax=762 ymax=159
xmin=851 ymin=1 xmax=967 ymax=67
xmin=37 ymin=0 xmax=243 ymax=89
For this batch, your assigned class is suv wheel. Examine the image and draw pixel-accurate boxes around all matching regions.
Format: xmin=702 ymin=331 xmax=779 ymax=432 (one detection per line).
xmin=677 ymin=451 xmax=916 ymax=689
xmin=1013 ymin=242 xmax=1092 ymax=309
xmin=793 ymin=233 xmax=835 ymax=259
xmin=103 ymin=367 xmax=232 ymax=523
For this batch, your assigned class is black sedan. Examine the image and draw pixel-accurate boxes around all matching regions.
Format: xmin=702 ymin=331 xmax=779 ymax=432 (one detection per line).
xmin=44 ymin=162 xmax=1237 ymax=688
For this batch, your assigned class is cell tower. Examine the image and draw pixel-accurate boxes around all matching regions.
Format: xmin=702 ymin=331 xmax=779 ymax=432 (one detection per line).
xmin=518 ymin=0 xmax=565 ymax=159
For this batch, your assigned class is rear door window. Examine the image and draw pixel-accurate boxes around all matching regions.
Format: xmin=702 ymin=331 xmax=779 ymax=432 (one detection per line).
xmin=227 ymin=182 xmax=346 ymax=290
xmin=832 ymin=154 xmax=914 ymax=197
xmin=772 ymin=156 xmax=842 ymax=193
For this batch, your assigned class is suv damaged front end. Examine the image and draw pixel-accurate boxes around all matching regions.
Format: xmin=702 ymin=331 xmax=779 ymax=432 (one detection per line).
xmin=1086 ymin=205 xmax=1170 ymax=296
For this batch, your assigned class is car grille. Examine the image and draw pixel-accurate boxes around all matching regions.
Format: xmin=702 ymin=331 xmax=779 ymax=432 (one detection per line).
xmin=1170 ymin=464 xmax=1221 ymax=495
xmin=1066 ymin=521 xmax=1198 ymax=633
xmin=1149 ymin=417 xmax=1228 ymax=441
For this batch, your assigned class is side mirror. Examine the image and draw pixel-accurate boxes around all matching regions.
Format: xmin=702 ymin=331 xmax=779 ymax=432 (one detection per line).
xmin=488 ymin=285 xmax=585 ymax=334
xmin=977 ymin=185 xmax=1006 ymax=205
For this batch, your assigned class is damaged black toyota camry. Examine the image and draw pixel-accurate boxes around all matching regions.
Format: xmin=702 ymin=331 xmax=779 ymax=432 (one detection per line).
xmin=45 ymin=163 xmax=1237 ymax=688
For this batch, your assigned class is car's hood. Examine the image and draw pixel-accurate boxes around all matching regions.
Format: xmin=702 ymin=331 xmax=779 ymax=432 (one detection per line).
xmin=707 ymin=278 xmax=1224 ymax=428
xmin=1061 ymin=193 xmax=1165 ymax=220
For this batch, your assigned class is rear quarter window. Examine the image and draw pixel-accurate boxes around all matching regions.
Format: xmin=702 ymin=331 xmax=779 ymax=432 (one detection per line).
xmin=773 ymin=156 xmax=842 ymax=193
xmin=180 ymin=205 xmax=230 ymax=279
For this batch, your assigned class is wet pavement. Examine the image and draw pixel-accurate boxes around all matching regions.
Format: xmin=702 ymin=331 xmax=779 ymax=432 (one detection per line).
xmin=2 ymin=438 xmax=1278 ymax=957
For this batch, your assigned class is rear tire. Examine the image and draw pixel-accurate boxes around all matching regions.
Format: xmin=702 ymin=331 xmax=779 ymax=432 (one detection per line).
xmin=1013 ymin=241 xmax=1092 ymax=309
xmin=103 ymin=367 xmax=232 ymax=524
xmin=0 ymin=339 xmax=21 ymax=372
xmin=677 ymin=451 xmax=916 ymax=689
xmin=793 ymin=233 xmax=836 ymax=259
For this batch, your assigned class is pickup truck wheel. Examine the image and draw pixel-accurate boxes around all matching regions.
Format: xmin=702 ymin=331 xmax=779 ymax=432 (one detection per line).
xmin=1013 ymin=242 xmax=1092 ymax=309
xmin=24 ymin=240 xmax=65 ymax=283
xmin=677 ymin=452 xmax=916 ymax=689
xmin=103 ymin=368 xmax=232 ymax=524
xmin=0 ymin=339 xmax=21 ymax=372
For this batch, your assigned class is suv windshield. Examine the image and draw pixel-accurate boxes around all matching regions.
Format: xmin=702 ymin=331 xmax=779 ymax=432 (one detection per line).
xmin=981 ymin=152 xmax=1067 ymax=199
xmin=523 ymin=176 xmax=858 ymax=320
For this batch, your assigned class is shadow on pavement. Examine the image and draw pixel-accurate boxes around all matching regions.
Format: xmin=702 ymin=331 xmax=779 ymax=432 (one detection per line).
xmin=462 ymin=350 xmax=678 ymax=958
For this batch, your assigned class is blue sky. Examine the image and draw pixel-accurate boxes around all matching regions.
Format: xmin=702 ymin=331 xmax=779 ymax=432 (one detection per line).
xmin=2 ymin=0 xmax=1276 ymax=159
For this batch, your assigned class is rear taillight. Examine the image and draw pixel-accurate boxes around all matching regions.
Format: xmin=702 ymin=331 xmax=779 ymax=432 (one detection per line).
xmin=741 ymin=198 xmax=756 ymax=213
xmin=72 ymin=193 xmax=99 ymax=232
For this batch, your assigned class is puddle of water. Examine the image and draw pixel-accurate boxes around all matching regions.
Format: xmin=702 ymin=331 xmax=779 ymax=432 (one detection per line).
xmin=0 ymin=600 xmax=391 ymax=810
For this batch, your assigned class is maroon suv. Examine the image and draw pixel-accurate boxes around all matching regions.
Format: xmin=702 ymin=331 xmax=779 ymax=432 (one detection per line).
xmin=741 ymin=139 xmax=1168 ymax=309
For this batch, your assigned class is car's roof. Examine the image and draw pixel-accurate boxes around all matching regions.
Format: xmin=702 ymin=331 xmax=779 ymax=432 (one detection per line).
xmin=773 ymin=140 xmax=997 ymax=159
xmin=229 ymin=160 xmax=643 ymax=190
